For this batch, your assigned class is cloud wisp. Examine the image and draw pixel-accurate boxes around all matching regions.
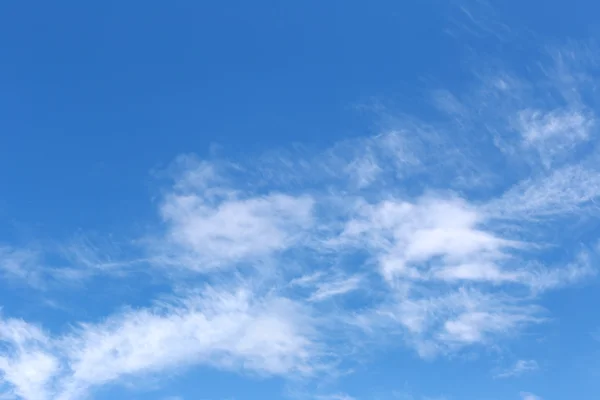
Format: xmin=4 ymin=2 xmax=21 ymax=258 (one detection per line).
xmin=495 ymin=359 xmax=540 ymax=379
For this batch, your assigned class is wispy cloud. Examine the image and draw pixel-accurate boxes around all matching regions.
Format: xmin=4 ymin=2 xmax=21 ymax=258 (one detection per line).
xmin=495 ymin=359 xmax=539 ymax=378
xmin=0 ymin=247 xmax=41 ymax=284
xmin=316 ymin=394 xmax=356 ymax=400
xmin=485 ymin=163 xmax=600 ymax=220
xmin=0 ymin=282 xmax=321 ymax=400
xmin=307 ymin=275 xmax=362 ymax=303
xmin=516 ymin=108 xmax=593 ymax=166
xmin=520 ymin=392 xmax=542 ymax=400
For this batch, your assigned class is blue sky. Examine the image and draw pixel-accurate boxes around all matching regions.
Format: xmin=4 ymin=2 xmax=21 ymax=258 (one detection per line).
xmin=1 ymin=1 xmax=600 ymax=400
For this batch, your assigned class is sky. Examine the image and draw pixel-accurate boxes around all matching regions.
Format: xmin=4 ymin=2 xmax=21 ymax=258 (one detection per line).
xmin=1 ymin=1 xmax=600 ymax=400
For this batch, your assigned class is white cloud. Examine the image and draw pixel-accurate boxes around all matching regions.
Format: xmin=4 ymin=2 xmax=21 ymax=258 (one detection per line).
xmin=486 ymin=163 xmax=600 ymax=220
xmin=307 ymin=275 xmax=362 ymax=302
xmin=291 ymin=271 xmax=363 ymax=302
xmin=332 ymin=193 xmax=591 ymax=356
xmin=0 ymin=247 xmax=86 ymax=288
xmin=158 ymin=190 xmax=314 ymax=270
xmin=520 ymin=392 xmax=542 ymax=400
xmin=517 ymin=108 xmax=591 ymax=143
xmin=60 ymin=286 xmax=316 ymax=397
xmin=339 ymin=196 xmax=515 ymax=283
xmin=57 ymin=235 xmax=138 ymax=273
xmin=0 ymin=318 xmax=59 ymax=400
xmin=388 ymin=288 xmax=542 ymax=357
xmin=496 ymin=359 xmax=539 ymax=378
xmin=0 ymin=284 xmax=320 ymax=400
xmin=345 ymin=152 xmax=383 ymax=189
xmin=0 ymin=247 xmax=42 ymax=285
xmin=516 ymin=108 xmax=593 ymax=167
